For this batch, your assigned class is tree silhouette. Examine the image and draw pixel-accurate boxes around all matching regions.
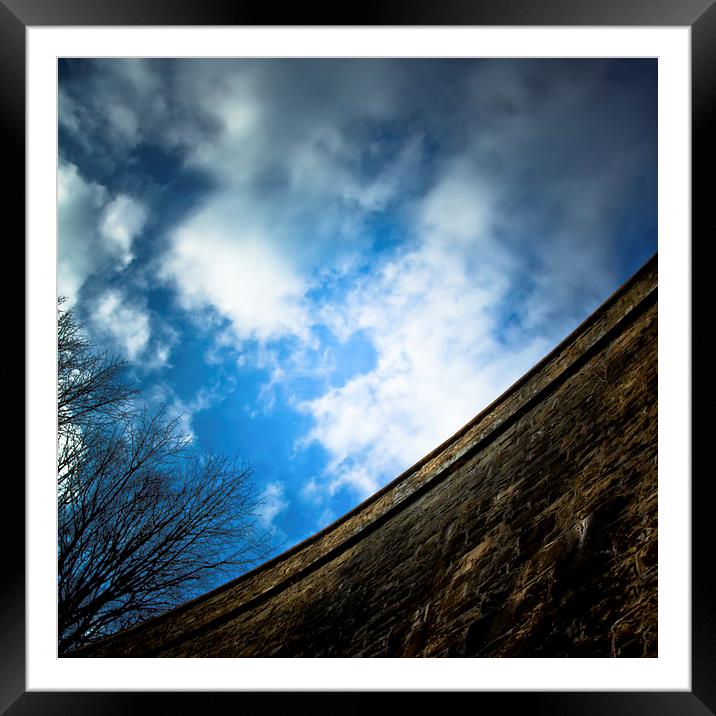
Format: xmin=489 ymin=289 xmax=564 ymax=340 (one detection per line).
xmin=57 ymin=300 xmax=270 ymax=654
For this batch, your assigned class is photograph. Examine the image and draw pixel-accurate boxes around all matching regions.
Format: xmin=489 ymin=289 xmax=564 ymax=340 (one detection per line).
xmin=56 ymin=57 xmax=658 ymax=658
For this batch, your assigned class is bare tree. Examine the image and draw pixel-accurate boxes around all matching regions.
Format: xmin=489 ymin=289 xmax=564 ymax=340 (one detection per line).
xmin=57 ymin=300 xmax=270 ymax=654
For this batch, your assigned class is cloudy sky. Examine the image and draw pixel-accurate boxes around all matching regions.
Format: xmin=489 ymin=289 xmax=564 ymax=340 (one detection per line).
xmin=58 ymin=58 xmax=657 ymax=558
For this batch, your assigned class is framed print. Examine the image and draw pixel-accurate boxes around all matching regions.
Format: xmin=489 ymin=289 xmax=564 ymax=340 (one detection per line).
xmin=9 ymin=0 xmax=711 ymax=713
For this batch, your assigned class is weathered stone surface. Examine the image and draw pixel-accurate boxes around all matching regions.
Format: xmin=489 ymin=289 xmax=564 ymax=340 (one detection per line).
xmin=74 ymin=256 xmax=658 ymax=658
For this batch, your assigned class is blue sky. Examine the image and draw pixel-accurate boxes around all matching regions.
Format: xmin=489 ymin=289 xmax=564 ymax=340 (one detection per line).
xmin=58 ymin=58 xmax=657 ymax=563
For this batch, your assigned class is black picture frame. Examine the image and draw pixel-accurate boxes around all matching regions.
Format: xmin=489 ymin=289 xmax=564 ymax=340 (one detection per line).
xmin=8 ymin=1 xmax=711 ymax=713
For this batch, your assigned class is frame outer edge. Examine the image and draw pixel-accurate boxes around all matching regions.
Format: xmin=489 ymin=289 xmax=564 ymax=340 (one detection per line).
xmin=691 ymin=1 xmax=716 ymax=714
xmin=1 ymin=1 xmax=27 ymax=714
xmin=8 ymin=0 xmax=714 ymax=711
xmin=0 ymin=0 xmax=715 ymax=27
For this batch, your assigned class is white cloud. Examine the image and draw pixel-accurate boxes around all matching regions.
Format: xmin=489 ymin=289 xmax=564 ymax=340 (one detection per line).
xmin=58 ymin=161 xmax=107 ymax=303
xmin=160 ymin=219 xmax=311 ymax=344
xmin=90 ymin=290 xmax=151 ymax=362
xmin=257 ymin=481 xmax=289 ymax=531
xmin=58 ymin=160 xmax=148 ymax=302
xmin=99 ymin=194 xmax=148 ymax=267
xmin=419 ymin=159 xmax=495 ymax=245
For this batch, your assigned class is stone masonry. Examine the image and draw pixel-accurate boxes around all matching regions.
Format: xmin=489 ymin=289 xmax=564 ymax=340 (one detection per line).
xmin=73 ymin=255 xmax=658 ymax=658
